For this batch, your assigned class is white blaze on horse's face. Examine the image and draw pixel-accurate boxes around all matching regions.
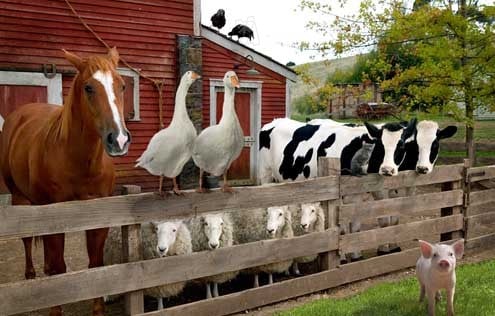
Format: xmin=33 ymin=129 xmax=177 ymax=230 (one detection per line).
xmin=380 ymin=129 xmax=404 ymax=176
xmin=202 ymin=214 xmax=224 ymax=249
xmin=154 ymin=221 xmax=181 ymax=257
xmin=92 ymin=70 xmax=129 ymax=154
xmin=266 ymin=206 xmax=287 ymax=237
xmin=300 ymin=203 xmax=318 ymax=233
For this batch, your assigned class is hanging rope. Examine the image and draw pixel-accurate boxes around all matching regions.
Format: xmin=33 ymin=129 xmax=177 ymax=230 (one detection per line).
xmin=64 ymin=0 xmax=165 ymax=129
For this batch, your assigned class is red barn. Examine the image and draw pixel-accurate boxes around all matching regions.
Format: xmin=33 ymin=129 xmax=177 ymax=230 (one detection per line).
xmin=0 ymin=0 xmax=297 ymax=192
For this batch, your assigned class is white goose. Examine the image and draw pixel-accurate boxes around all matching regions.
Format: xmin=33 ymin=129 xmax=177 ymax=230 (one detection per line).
xmin=136 ymin=71 xmax=200 ymax=195
xmin=192 ymin=71 xmax=244 ymax=193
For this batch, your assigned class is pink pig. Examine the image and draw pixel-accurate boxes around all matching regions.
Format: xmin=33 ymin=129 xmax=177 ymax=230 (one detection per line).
xmin=416 ymin=239 xmax=465 ymax=316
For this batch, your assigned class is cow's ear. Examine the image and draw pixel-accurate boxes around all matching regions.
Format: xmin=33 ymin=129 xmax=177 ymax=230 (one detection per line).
xmin=364 ymin=122 xmax=380 ymax=139
xmin=438 ymin=126 xmax=457 ymax=139
xmin=403 ymin=118 xmax=417 ymax=140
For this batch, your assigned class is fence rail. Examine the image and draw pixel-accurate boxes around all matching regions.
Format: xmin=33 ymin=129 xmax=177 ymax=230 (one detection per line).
xmin=0 ymin=159 xmax=494 ymax=315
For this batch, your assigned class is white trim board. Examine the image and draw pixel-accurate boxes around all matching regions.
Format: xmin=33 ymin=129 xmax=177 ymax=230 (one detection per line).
xmin=117 ymin=67 xmax=140 ymax=121
xmin=209 ymin=79 xmax=262 ymax=183
xmin=0 ymin=71 xmax=63 ymax=105
xmin=193 ymin=0 xmax=201 ymax=36
xmin=202 ymin=26 xmax=298 ymax=82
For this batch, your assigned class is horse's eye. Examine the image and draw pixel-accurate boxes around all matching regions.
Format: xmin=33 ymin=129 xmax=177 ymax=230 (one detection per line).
xmin=121 ymin=84 xmax=126 ymax=92
xmin=84 ymin=84 xmax=94 ymax=94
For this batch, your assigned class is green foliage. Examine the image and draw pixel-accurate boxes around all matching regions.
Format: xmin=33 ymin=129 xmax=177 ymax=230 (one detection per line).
xmin=298 ymin=0 xmax=495 ymax=125
xmin=276 ymin=259 xmax=495 ymax=316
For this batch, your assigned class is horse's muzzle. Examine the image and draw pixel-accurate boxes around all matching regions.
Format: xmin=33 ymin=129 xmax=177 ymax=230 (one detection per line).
xmin=104 ymin=129 xmax=131 ymax=157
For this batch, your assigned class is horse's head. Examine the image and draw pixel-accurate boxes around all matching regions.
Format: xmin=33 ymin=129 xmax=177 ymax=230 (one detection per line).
xmin=63 ymin=47 xmax=131 ymax=157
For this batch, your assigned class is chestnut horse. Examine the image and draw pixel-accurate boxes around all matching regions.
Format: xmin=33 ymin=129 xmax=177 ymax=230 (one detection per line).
xmin=0 ymin=48 xmax=131 ymax=316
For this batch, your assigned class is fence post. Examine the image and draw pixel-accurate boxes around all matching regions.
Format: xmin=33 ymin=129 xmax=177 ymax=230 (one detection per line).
xmin=462 ymin=159 xmax=472 ymax=240
xmin=121 ymin=185 xmax=144 ymax=315
xmin=440 ymin=162 xmax=466 ymax=242
xmin=317 ymin=157 xmax=341 ymax=270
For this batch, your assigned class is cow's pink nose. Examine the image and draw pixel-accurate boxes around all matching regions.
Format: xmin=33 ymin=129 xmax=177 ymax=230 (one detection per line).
xmin=439 ymin=260 xmax=450 ymax=269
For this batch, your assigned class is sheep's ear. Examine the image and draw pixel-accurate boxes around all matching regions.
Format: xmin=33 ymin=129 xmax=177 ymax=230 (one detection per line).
xmin=452 ymin=239 xmax=465 ymax=259
xmin=151 ymin=221 xmax=159 ymax=228
xmin=419 ymin=240 xmax=433 ymax=258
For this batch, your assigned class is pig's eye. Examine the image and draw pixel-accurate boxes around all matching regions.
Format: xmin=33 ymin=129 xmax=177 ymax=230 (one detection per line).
xmin=433 ymin=253 xmax=438 ymax=257
xmin=449 ymin=252 xmax=453 ymax=256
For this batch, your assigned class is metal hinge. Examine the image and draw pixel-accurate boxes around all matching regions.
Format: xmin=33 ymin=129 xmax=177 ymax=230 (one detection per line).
xmin=244 ymin=136 xmax=255 ymax=147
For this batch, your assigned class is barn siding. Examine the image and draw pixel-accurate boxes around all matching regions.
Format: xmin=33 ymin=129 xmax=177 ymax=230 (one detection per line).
xmin=202 ymin=39 xmax=287 ymax=127
xmin=0 ymin=0 xmax=194 ymax=192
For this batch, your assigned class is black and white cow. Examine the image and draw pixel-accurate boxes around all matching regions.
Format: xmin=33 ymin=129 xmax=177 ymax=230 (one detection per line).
xmin=400 ymin=120 xmax=457 ymax=174
xmin=258 ymin=117 xmax=417 ymax=184
xmin=258 ymin=117 xmax=416 ymax=261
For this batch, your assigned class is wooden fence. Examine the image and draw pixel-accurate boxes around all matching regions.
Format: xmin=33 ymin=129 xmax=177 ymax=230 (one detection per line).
xmin=0 ymin=158 xmax=493 ymax=316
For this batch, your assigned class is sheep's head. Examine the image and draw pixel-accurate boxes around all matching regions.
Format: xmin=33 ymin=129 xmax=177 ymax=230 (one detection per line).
xmin=266 ymin=206 xmax=289 ymax=237
xmin=152 ymin=220 xmax=183 ymax=257
xmin=201 ymin=214 xmax=224 ymax=249
xmin=300 ymin=203 xmax=319 ymax=232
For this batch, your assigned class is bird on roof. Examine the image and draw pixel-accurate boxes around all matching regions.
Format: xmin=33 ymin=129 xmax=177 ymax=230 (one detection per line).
xmin=228 ymin=24 xmax=254 ymax=41
xmin=211 ymin=9 xmax=226 ymax=32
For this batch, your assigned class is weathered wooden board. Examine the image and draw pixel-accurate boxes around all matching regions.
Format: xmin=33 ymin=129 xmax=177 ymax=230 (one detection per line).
xmin=340 ymin=215 xmax=464 ymax=254
xmin=466 ymin=212 xmax=495 ymax=240
xmin=140 ymin=248 xmax=420 ymax=316
xmin=340 ymin=164 xmax=463 ymax=195
xmin=465 ymin=203 xmax=495 ymax=217
xmin=467 ymin=165 xmax=495 ymax=182
xmin=0 ymin=176 xmax=339 ymax=240
xmin=468 ymin=189 xmax=495 ymax=206
xmin=339 ymin=190 xmax=463 ymax=222
xmin=466 ymin=233 xmax=495 ymax=250
xmin=0 ymin=228 xmax=339 ymax=315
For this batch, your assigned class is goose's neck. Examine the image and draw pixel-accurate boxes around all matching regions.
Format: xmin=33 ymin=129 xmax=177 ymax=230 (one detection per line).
xmin=220 ymin=86 xmax=237 ymax=124
xmin=172 ymin=80 xmax=192 ymax=123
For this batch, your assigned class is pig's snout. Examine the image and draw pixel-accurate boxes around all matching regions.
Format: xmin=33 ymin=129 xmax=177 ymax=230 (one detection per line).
xmin=438 ymin=260 xmax=450 ymax=269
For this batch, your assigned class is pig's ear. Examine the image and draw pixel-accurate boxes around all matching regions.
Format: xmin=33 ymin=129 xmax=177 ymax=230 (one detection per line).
xmin=419 ymin=240 xmax=433 ymax=258
xmin=452 ymin=239 xmax=465 ymax=259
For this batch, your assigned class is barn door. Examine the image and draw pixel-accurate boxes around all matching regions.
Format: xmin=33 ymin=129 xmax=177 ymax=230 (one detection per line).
xmin=0 ymin=71 xmax=62 ymax=194
xmin=215 ymin=91 xmax=255 ymax=185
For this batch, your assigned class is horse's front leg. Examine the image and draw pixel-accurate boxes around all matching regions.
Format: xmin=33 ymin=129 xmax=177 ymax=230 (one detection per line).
xmin=86 ymin=227 xmax=109 ymax=316
xmin=42 ymin=233 xmax=66 ymax=316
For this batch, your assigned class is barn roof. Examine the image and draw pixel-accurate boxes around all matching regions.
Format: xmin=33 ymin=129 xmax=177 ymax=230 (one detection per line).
xmin=201 ymin=25 xmax=298 ymax=82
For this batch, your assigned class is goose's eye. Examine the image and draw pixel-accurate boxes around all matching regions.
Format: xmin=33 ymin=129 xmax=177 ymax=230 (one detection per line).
xmin=220 ymin=222 xmax=224 ymax=226
xmin=312 ymin=209 xmax=315 ymax=213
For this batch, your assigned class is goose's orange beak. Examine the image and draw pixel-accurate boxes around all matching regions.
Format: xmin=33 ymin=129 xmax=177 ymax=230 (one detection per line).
xmin=231 ymin=75 xmax=240 ymax=88
xmin=191 ymin=72 xmax=201 ymax=80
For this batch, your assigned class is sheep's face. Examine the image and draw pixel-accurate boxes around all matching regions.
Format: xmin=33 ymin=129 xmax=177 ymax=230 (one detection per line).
xmin=202 ymin=214 xmax=224 ymax=249
xmin=301 ymin=203 xmax=319 ymax=232
xmin=153 ymin=221 xmax=182 ymax=257
xmin=266 ymin=206 xmax=287 ymax=237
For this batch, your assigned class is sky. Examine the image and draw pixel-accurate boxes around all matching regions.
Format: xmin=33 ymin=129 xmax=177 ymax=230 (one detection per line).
xmin=201 ymin=0 xmax=364 ymax=66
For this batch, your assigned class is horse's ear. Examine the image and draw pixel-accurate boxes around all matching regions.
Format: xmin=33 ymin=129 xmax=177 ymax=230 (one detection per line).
xmin=108 ymin=47 xmax=120 ymax=67
xmin=63 ymin=49 xmax=85 ymax=72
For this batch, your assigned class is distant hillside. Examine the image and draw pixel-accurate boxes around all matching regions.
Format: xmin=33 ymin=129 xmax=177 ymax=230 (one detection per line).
xmin=289 ymin=55 xmax=361 ymax=105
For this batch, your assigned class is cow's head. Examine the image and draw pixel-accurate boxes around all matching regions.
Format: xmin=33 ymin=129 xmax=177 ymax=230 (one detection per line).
xmin=412 ymin=120 xmax=457 ymax=174
xmin=365 ymin=118 xmax=417 ymax=176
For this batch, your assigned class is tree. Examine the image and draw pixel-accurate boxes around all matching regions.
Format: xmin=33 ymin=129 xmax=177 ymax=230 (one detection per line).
xmin=299 ymin=0 xmax=495 ymax=164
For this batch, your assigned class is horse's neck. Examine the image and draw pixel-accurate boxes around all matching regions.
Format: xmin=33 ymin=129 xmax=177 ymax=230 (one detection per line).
xmin=54 ymin=79 xmax=106 ymax=167
xmin=219 ymin=87 xmax=238 ymax=125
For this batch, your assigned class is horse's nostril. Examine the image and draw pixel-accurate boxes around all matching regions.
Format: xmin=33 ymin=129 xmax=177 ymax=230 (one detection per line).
xmin=107 ymin=133 xmax=114 ymax=145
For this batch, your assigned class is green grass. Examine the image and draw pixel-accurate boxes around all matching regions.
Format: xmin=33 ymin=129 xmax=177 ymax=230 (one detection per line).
xmin=276 ymin=259 xmax=495 ymax=316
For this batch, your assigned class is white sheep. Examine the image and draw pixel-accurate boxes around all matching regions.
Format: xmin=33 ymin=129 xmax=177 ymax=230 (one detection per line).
xmin=188 ymin=212 xmax=238 ymax=298
xmin=250 ymin=205 xmax=294 ymax=287
xmin=103 ymin=220 xmax=192 ymax=310
xmin=291 ymin=202 xmax=325 ymax=275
